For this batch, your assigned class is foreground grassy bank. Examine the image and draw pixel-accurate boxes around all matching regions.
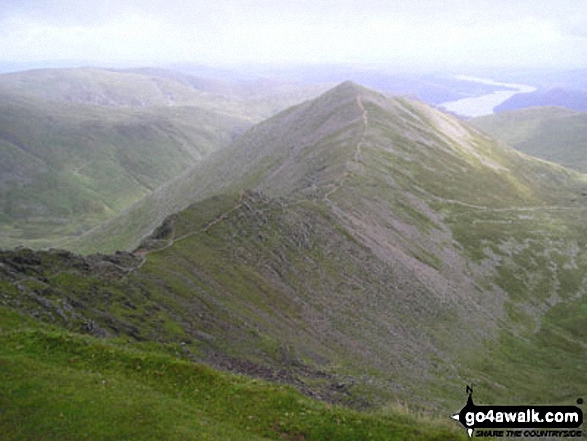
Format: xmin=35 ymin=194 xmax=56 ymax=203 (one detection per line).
xmin=0 ymin=307 xmax=466 ymax=440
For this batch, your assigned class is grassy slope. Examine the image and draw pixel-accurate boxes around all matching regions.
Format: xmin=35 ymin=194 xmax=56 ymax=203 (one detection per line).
xmin=308 ymin=91 xmax=587 ymax=408
xmin=0 ymin=67 xmax=259 ymax=249
xmin=3 ymin=196 xmax=463 ymax=408
xmin=73 ymin=84 xmax=587 ymax=254
xmin=0 ymin=67 xmax=251 ymax=117
xmin=366 ymin=99 xmax=587 ymax=408
xmin=0 ymin=307 xmax=466 ymax=441
xmin=471 ymin=107 xmax=587 ymax=173
xmin=64 ymin=82 xmax=370 ymax=253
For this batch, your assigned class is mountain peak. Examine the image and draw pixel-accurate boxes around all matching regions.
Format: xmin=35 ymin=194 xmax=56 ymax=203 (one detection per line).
xmin=73 ymin=77 xmax=576 ymax=254
xmin=324 ymin=80 xmax=375 ymax=99
xmin=335 ymin=80 xmax=362 ymax=90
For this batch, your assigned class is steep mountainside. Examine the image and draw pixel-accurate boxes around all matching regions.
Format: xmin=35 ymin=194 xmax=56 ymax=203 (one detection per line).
xmin=472 ymin=107 xmax=587 ymax=173
xmin=74 ymin=82 xmax=586 ymax=253
xmin=0 ymin=67 xmax=331 ymax=250
xmin=13 ymin=82 xmax=586 ymax=413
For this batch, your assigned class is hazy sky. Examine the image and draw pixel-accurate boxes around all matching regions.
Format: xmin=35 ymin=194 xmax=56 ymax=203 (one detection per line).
xmin=1 ymin=0 xmax=586 ymax=69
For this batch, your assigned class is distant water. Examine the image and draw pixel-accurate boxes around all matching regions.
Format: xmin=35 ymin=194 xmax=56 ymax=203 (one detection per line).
xmin=440 ymin=75 xmax=537 ymax=117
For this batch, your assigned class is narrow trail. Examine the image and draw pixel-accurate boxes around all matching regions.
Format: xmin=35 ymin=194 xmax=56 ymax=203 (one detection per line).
xmin=433 ymin=196 xmax=587 ymax=215
xmin=129 ymin=191 xmax=246 ymax=273
xmin=354 ymin=96 xmax=367 ymax=170
xmin=322 ymin=95 xmax=368 ymax=203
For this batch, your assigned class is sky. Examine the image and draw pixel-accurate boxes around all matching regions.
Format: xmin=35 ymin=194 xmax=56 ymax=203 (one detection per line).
xmin=1 ymin=0 xmax=586 ymax=70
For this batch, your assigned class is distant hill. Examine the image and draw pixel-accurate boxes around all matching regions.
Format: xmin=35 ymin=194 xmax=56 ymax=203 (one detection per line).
xmin=495 ymin=88 xmax=587 ymax=112
xmin=0 ymin=67 xmax=331 ymax=121
xmin=471 ymin=106 xmax=587 ymax=173
xmin=0 ymin=67 xmax=205 ymax=107
xmin=0 ymin=89 xmax=250 ymax=249
xmin=475 ymin=68 xmax=587 ymax=92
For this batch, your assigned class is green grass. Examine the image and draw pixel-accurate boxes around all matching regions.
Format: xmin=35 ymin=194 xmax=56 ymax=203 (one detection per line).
xmin=0 ymin=307 xmax=466 ymax=440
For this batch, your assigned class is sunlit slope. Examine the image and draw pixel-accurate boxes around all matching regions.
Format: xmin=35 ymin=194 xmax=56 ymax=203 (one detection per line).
xmin=0 ymin=88 xmax=250 ymax=249
xmin=53 ymin=82 xmax=587 ymax=411
xmin=472 ymin=106 xmax=587 ymax=173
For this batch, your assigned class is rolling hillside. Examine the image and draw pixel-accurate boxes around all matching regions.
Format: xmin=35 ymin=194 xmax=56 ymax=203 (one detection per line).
xmin=471 ymin=106 xmax=587 ymax=173
xmin=7 ymin=82 xmax=585 ymax=419
xmin=0 ymin=67 xmax=206 ymax=108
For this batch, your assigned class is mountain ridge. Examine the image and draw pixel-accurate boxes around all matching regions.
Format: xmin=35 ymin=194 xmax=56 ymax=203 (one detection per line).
xmin=64 ymin=81 xmax=379 ymax=252
xmin=0 ymin=67 xmax=332 ymax=121
xmin=29 ymin=80 xmax=585 ymax=412
xmin=0 ymin=67 xmax=339 ymax=250
xmin=2 ymin=70 xmax=587 ymax=439
xmin=68 ymin=80 xmax=587 ymax=255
